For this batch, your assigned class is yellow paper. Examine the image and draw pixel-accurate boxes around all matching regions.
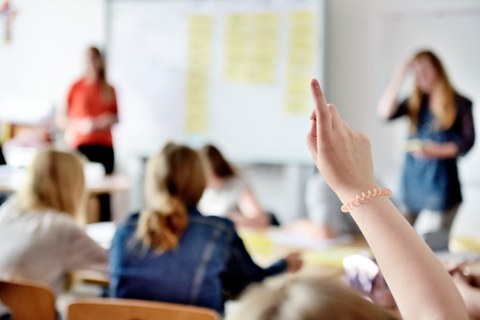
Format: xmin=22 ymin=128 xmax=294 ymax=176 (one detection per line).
xmin=185 ymin=15 xmax=212 ymax=134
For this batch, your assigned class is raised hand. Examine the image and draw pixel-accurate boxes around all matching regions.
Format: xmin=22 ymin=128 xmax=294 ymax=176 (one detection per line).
xmin=306 ymin=79 xmax=377 ymax=203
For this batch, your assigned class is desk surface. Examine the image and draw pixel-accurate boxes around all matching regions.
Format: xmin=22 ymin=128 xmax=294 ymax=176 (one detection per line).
xmin=84 ymin=222 xmax=369 ymax=279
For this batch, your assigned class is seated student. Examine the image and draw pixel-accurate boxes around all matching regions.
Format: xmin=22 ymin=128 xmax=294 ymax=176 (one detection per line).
xmin=451 ymin=260 xmax=480 ymax=319
xmin=226 ymin=80 xmax=468 ymax=320
xmin=109 ymin=143 xmax=302 ymax=314
xmin=0 ymin=149 xmax=107 ymax=317
xmin=198 ymin=144 xmax=273 ymax=229
xmin=0 ymin=143 xmax=8 ymax=205
xmin=0 ymin=143 xmax=5 ymax=165
xmin=286 ymin=172 xmax=360 ymax=239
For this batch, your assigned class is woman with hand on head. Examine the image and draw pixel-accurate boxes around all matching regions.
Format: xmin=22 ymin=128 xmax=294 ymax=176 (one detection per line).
xmin=377 ymin=50 xmax=475 ymax=237
xmin=227 ymin=80 xmax=468 ymax=320
xmin=109 ymin=143 xmax=302 ymax=314
xmin=198 ymin=144 xmax=272 ymax=229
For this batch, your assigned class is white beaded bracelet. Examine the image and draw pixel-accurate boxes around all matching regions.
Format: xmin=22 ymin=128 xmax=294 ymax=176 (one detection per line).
xmin=340 ymin=187 xmax=392 ymax=213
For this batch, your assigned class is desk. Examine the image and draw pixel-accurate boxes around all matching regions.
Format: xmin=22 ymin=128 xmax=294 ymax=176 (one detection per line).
xmin=239 ymin=228 xmax=369 ymax=279
xmin=0 ymin=166 xmax=131 ymax=195
xmin=0 ymin=165 xmax=132 ymax=222
xmin=84 ymin=222 xmax=369 ymax=281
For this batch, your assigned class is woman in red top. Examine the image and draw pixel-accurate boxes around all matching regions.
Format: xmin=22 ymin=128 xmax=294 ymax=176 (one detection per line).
xmin=62 ymin=46 xmax=119 ymax=221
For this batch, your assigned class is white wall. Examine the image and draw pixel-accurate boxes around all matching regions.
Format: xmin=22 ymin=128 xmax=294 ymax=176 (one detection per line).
xmin=2 ymin=0 xmax=480 ymax=236
xmin=323 ymin=0 xmax=480 ymax=237
xmin=0 ymin=0 xmax=106 ymax=124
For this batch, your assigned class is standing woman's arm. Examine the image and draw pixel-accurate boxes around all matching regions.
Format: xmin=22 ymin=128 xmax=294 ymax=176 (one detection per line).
xmin=307 ymin=79 xmax=468 ymax=320
xmin=455 ymin=99 xmax=475 ymax=156
xmin=377 ymin=59 xmax=412 ymax=119
xmin=418 ymin=99 xmax=475 ymax=160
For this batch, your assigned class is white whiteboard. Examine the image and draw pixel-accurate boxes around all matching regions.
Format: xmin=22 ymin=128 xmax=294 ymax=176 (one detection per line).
xmin=108 ymin=0 xmax=325 ymax=163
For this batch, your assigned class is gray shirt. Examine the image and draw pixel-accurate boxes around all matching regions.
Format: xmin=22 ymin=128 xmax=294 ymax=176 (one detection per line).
xmin=0 ymin=200 xmax=107 ymax=314
xmin=305 ymin=174 xmax=360 ymax=235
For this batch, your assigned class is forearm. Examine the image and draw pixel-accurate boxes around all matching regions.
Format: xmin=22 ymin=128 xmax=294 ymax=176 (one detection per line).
xmin=419 ymin=141 xmax=459 ymax=159
xmin=377 ymin=70 xmax=406 ymax=119
xmin=229 ymin=211 xmax=269 ymax=229
xmin=463 ymin=287 xmax=480 ymax=319
xmin=346 ymin=196 xmax=468 ymax=320
xmin=94 ymin=113 xmax=118 ymax=131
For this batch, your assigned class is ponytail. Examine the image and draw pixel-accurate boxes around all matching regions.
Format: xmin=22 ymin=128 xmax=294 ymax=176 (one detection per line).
xmin=138 ymin=142 xmax=206 ymax=252
xmin=137 ymin=195 xmax=188 ymax=252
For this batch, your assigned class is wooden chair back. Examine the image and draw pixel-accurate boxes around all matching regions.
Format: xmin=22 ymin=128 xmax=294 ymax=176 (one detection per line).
xmin=0 ymin=279 xmax=56 ymax=320
xmin=68 ymin=298 xmax=220 ymax=320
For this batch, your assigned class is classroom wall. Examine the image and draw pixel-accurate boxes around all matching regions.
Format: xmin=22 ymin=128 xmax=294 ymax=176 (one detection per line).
xmin=322 ymin=0 xmax=480 ymax=237
xmin=0 ymin=0 xmax=106 ymax=123
xmin=2 ymin=0 xmax=480 ymax=236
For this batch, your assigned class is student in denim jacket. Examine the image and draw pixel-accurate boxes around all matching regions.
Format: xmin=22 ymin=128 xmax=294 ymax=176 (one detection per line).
xmin=109 ymin=143 xmax=302 ymax=313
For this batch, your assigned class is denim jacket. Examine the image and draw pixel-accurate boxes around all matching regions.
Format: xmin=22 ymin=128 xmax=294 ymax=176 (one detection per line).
xmin=109 ymin=209 xmax=286 ymax=313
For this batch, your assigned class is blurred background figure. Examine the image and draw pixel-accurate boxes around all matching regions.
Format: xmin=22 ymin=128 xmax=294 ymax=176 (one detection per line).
xmin=377 ymin=50 xmax=475 ymax=240
xmin=285 ymin=172 xmax=360 ymax=239
xmin=451 ymin=260 xmax=480 ymax=320
xmin=109 ymin=143 xmax=301 ymax=314
xmin=0 ymin=142 xmax=5 ymax=166
xmin=198 ymin=144 xmax=277 ymax=229
xmin=0 ymin=149 xmax=107 ymax=318
xmin=59 ymin=46 xmax=119 ymax=222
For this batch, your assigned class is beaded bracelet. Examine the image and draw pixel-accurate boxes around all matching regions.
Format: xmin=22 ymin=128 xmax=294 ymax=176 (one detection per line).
xmin=340 ymin=187 xmax=392 ymax=213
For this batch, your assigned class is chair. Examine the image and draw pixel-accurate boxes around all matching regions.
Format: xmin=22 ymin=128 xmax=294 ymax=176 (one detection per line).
xmin=67 ymin=298 xmax=220 ymax=320
xmin=0 ymin=279 xmax=57 ymax=320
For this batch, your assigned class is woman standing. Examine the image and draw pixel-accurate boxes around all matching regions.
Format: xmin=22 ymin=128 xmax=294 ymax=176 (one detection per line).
xmin=62 ymin=46 xmax=119 ymax=221
xmin=377 ymin=50 xmax=475 ymax=236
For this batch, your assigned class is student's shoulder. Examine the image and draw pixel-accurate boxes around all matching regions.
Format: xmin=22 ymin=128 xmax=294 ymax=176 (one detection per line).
xmin=116 ymin=212 xmax=140 ymax=230
xmin=69 ymin=78 xmax=88 ymax=92
xmin=190 ymin=213 xmax=236 ymax=234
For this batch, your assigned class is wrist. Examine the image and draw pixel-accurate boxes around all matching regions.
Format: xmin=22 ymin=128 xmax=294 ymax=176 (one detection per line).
xmin=339 ymin=186 xmax=392 ymax=213
xmin=336 ymin=183 xmax=380 ymax=204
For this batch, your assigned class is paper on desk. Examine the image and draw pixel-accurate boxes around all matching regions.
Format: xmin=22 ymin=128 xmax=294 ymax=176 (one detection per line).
xmin=267 ymin=229 xmax=353 ymax=250
xmin=86 ymin=222 xmax=116 ymax=249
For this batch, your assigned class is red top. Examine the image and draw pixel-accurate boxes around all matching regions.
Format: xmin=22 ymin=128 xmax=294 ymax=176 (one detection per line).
xmin=67 ymin=78 xmax=118 ymax=147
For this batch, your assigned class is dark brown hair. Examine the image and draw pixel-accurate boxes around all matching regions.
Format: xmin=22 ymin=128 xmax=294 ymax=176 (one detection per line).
xmin=86 ymin=46 xmax=115 ymax=103
xmin=200 ymin=144 xmax=237 ymax=179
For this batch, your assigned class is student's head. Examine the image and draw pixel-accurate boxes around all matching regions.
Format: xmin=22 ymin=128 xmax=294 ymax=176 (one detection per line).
xmin=226 ymin=276 xmax=396 ymax=320
xmin=408 ymin=50 xmax=456 ymax=131
xmin=199 ymin=144 xmax=237 ymax=183
xmin=15 ymin=148 xmax=85 ymax=217
xmin=137 ymin=142 xmax=205 ymax=251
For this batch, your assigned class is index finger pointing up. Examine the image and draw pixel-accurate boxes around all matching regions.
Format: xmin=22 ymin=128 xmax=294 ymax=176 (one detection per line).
xmin=310 ymin=78 xmax=331 ymax=137
xmin=311 ymin=79 xmax=328 ymax=109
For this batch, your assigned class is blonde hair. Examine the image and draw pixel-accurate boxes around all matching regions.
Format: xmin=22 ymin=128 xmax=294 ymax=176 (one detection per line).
xmin=14 ymin=148 xmax=86 ymax=218
xmin=137 ymin=142 xmax=206 ymax=251
xmin=226 ymin=275 xmax=397 ymax=320
xmin=408 ymin=50 xmax=456 ymax=131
